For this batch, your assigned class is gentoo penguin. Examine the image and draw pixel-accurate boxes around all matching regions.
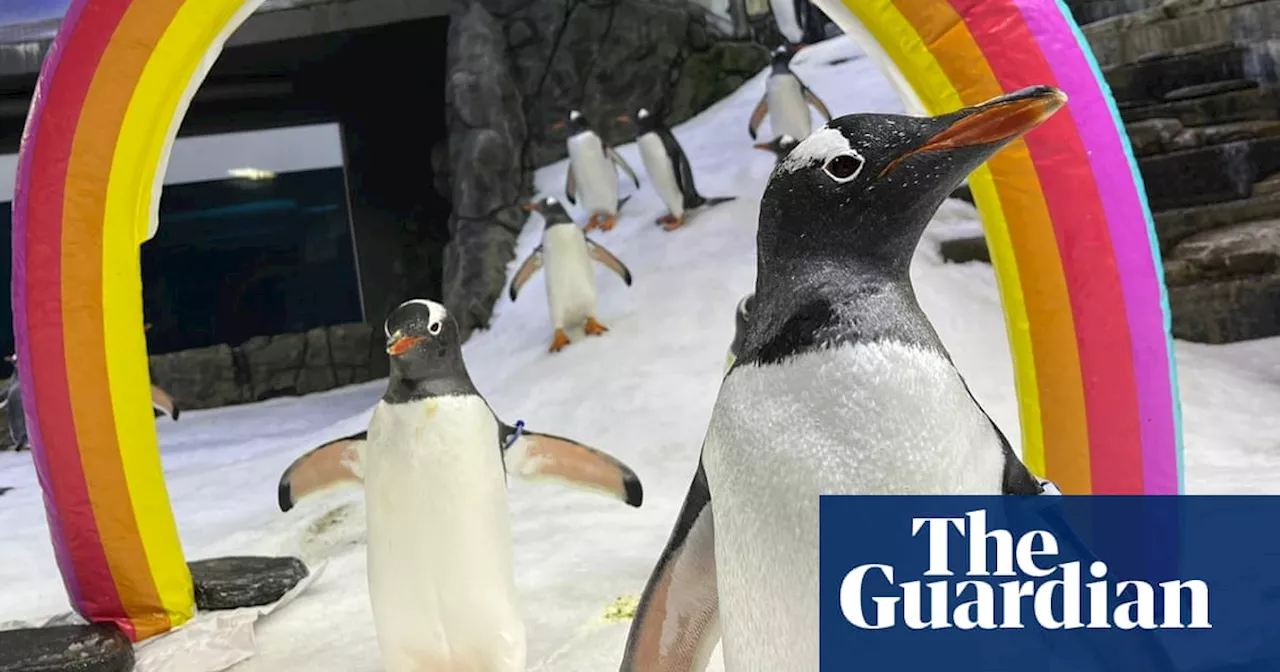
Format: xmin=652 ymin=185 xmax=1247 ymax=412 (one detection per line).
xmin=556 ymin=110 xmax=640 ymax=232
xmin=618 ymin=86 xmax=1067 ymax=671
xmin=276 ymin=430 xmax=367 ymax=512
xmin=769 ymin=0 xmax=826 ymax=45
xmin=748 ymin=45 xmax=832 ymax=143
xmin=509 ymin=196 xmax=633 ymax=353
xmin=751 ymin=134 xmax=799 ymax=164
xmin=368 ymin=299 xmax=643 ymax=672
xmin=1 ymin=355 xmax=27 ymax=451
xmin=617 ymin=108 xmax=736 ymax=231
xmin=723 ymin=295 xmax=753 ymax=374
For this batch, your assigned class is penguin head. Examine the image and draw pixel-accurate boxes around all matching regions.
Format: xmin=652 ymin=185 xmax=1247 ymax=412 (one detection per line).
xmin=382 ymin=299 xmax=468 ymax=386
xmin=564 ymin=109 xmax=589 ymax=135
xmin=522 ymin=196 xmax=575 ymax=228
xmin=752 ymin=134 xmax=799 ymax=161
xmin=617 ymin=108 xmax=658 ymax=135
xmin=771 ymin=45 xmax=799 ymax=71
xmin=758 ymin=86 xmax=1066 ymax=272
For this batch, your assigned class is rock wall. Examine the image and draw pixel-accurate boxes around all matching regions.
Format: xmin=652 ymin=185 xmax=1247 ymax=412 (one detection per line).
xmin=940 ymin=0 xmax=1280 ymax=344
xmin=439 ymin=0 xmax=769 ymax=339
xmin=148 ymin=323 xmax=390 ymax=411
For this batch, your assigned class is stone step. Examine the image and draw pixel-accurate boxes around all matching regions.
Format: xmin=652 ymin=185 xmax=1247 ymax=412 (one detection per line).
xmin=1120 ymin=86 xmax=1279 ymax=127
xmin=1127 ymin=117 xmax=1280 ymax=157
xmin=1103 ymin=40 xmax=1251 ymax=105
xmin=1165 ymin=217 xmax=1280 ymax=283
xmin=1137 ymin=135 xmax=1280 ymax=210
xmin=1155 ymin=192 xmax=1280 ymax=251
xmin=1083 ymin=0 xmax=1279 ymax=69
xmin=1168 ymin=271 xmax=1280 ymax=342
xmin=1067 ymin=0 xmax=1167 ymax=25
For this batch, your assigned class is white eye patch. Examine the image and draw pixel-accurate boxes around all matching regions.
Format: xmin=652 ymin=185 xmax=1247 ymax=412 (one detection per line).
xmin=780 ymin=127 xmax=854 ymax=173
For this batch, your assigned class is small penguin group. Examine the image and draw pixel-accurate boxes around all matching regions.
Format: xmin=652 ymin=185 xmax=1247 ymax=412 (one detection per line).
xmin=278 ymin=86 xmax=1072 ymax=672
xmin=557 ymin=108 xmax=737 ymax=233
xmin=280 ymin=298 xmax=646 ymax=671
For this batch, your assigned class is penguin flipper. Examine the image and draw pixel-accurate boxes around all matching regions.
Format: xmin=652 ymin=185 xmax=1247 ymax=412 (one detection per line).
xmin=585 ymin=238 xmax=633 ymax=286
xmin=748 ymin=95 xmax=769 ymax=140
xmin=659 ymin=127 xmax=704 ymax=209
xmin=620 ymin=461 xmax=719 ymax=671
xmin=277 ymin=431 xmax=368 ymax=512
xmin=802 ymin=84 xmax=833 ymax=122
xmin=508 ymin=246 xmax=544 ymax=302
xmin=956 ymin=381 xmax=1044 ymax=495
xmin=502 ymin=428 xmax=643 ymax=507
xmin=566 ymin=167 xmax=578 ymax=205
xmin=606 ymin=147 xmax=641 ymax=189
xmin=150 ymin=384 xmax=179 ymax=421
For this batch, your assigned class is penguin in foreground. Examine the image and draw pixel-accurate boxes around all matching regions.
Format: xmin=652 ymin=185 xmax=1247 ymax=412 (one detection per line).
xmin=509 ymin=196 xmax=633 ymax=353
xmin=723 ymin=294 xmax=753 ymax=374
xmin=748 ymin=45 xmax=832 ymax=143
xmin=617 ymin=108 xmax=736 ymax=231
xmin=367 ymin=299 xmax=643 ymax=672
xmin=751 ymin=134 xmax=799 ymax=164
xmin=557 ymin=110 xmax=640 ymax=232
xmin=618 ymin=86 xmax=1067 ymax=671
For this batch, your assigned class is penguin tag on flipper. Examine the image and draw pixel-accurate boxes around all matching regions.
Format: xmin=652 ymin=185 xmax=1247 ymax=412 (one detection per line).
xmin=502 ymin=429 xmax=643 ymax=507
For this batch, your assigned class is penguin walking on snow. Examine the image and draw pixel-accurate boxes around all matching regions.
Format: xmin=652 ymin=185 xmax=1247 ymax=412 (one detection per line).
xmin=557 ymin=110 xmax=640 ymax=232
xmin=752 ymin=134 xmax=799 ymax=164
xmin=616 ymin=108 xmax=736 ymax=232
xmin=748 ymin=45 xmax=832 ymax=143
xmin=368 ymin=299 xmax=643 ymax=672
xmin=509 ymin=196 xmax=633 ymax=353
xmin=619 ymin=86 xmax=1068 ymax=671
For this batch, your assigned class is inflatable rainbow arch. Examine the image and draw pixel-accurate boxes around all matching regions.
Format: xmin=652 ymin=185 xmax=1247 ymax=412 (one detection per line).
xmin=10 ymin=0 xmax=1182 ymax=642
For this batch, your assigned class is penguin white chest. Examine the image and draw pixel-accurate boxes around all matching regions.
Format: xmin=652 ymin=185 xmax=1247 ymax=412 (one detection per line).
xmin=701 ymin=341 xmax=1004 ymax=671
xmin=541 ymin=225 xmax=597 ymax=329
xmin=364 ymin=396 xmax=525 ymax=672
xmin=637 ymin=132 xmax=685 ymax=217
xmin=767 ymin=75 xmax=812 ymax=141
xmin=567 ymin=132 xmax=618 ymax=215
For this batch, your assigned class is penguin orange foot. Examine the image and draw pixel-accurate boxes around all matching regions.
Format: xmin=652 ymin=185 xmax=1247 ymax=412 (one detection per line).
xmin=655 ymin=214 xmax=675 ymax=226
xmin=597 ymin=215 xmax=618 ymax=231
xmin=550 ymin=329 xmax=572 ymax=352
xmin=662 ymin=215 xmax=686 ymax=232
xmin=585 ymin=214 xmax=602 ymax=232
xmin=584 ymin=317 xmax=609 ymax=336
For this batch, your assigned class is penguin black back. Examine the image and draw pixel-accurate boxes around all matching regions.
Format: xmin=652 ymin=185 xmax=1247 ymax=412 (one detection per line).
xmin=382 ymin=300 xmax=478 ymax=403
xmin=740 ymin=86 xmax=1066 ymax=368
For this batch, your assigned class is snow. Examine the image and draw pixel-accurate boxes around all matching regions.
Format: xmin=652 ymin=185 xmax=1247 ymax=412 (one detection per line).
xmin=2 ymin=35 xmax=1279 ymax=670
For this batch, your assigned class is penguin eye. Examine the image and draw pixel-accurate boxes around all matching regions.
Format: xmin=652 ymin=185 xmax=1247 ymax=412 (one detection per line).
xmin=823 ymin=154 xmax=864 ymax=182
xmin=428 ymin=321 xmax=442 ymax=335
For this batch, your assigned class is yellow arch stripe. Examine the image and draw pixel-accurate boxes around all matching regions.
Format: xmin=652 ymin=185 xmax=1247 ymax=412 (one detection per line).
xmin=103 ymin=0 xmax=266 ymax=623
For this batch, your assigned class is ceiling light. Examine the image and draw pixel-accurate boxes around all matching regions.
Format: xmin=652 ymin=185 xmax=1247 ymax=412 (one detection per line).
xmin=228 ymin=167 xmax=276 ymax=180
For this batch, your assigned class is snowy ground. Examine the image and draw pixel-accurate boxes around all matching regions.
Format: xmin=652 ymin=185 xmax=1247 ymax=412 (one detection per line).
xmin=2 ymin=36 xmax=1279 ymax=670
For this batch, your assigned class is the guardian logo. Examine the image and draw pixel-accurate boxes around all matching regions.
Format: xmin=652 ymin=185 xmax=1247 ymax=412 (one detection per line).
xmin=839 ymin=510 xmax=1211 ymax=631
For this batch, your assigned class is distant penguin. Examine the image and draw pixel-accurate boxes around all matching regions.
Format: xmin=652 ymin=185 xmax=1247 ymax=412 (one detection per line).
xmin=367 ymin=299 xmax=643 ymax=672
xmin=509 ymin=196 xmax=634 ymax=353
xmin=748 ymin=45 xmax=832 ymax=143
xmin=557 ymin=110 xmax=640 ymax=232
xmin=618 ymin=108 xmax=736 ymax=231
xmin=723 ymin=294 xmax=753 ymax=374
xmin=770 ymin=0 xmax=824 ymax=44
xmin=2 ymin=355 xmax=27 ymax=451
xmin=619 ymin=86 xmax=1067 ymax=671
xmin=751 ymin=134 xmax=799 ymax=164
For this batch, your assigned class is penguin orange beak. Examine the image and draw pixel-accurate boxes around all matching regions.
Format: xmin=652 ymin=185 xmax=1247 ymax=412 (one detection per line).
xmin=880 ymin=86 xmax=1067 ymax=177
xmin=552 ymin=120 xmax=567 ymax=131
xmin=751 ymin=142 xmax=773 ymax=152
xmin=521 ymin=203 xmax=538 ymax=212
xmin=616 ymin=114 xmax=632 ymax=123
xmin=386 ymin=334 xmax=425 ymax=356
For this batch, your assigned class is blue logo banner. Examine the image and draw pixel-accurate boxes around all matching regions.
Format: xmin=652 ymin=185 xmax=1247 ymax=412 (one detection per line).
xmin=819 ymin=496 xmax=1280 ymax=671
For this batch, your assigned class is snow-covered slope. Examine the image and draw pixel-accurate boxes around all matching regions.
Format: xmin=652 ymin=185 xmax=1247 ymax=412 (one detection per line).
xmin=2 ymin=36 xmax=1278 ymax=671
